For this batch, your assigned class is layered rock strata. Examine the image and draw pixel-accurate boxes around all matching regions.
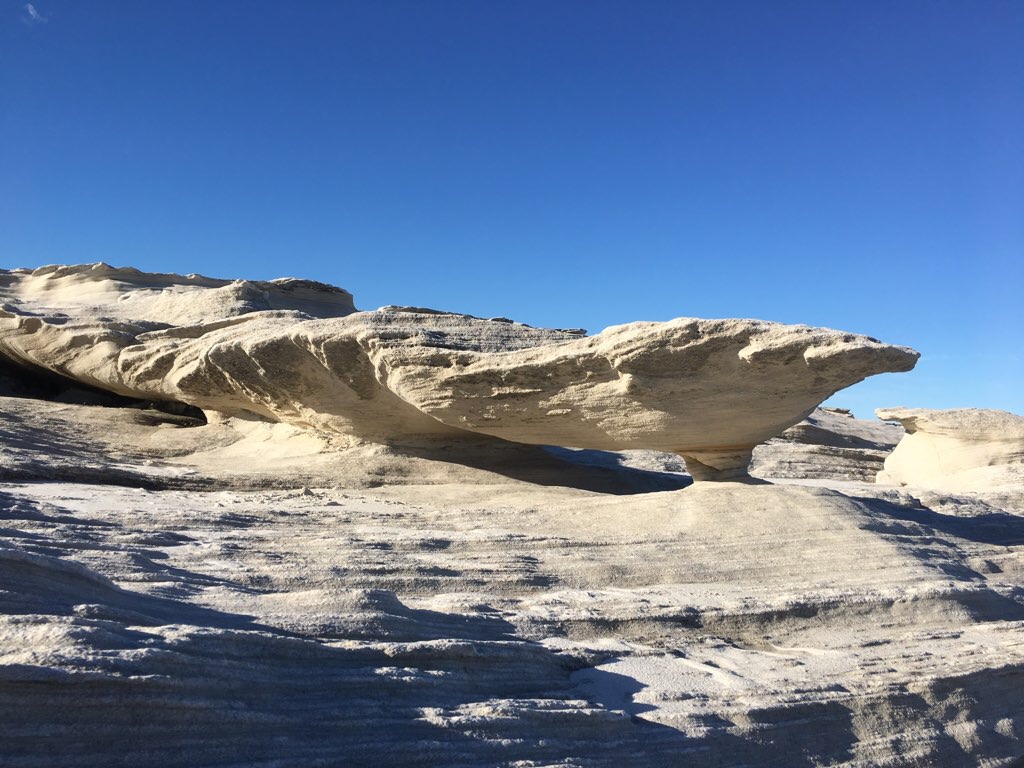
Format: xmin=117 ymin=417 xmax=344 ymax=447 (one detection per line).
xmin=0 ymin=264 xmax=919 ymax=480
xmin=751 ymin=407 xmax=905 ymax=482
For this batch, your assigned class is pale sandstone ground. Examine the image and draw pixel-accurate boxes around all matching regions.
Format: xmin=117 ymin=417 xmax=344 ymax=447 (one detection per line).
xmin=2 ymin=392 xmax=1024 ymax=767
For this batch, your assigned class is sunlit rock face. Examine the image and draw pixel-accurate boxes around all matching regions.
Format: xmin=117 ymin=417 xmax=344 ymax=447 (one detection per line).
xmin=376 ymin=315 xmax=918 ymax=479
xmin=876 ymin=407 xmax=1024 ymax=492
xmin=0 ymin=263 xmax=356 ymax=395
xmin=0 ymin=262 xmax=357 ymax=325
xmin=1 ymin=264 xmax=918 ymax=480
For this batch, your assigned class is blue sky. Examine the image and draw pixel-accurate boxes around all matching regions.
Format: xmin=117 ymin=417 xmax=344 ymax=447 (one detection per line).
xmin=3 ymin=1 xmax=1022 ymax=416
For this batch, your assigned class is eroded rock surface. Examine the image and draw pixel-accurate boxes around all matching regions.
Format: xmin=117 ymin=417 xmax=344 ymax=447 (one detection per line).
xmin=877 ymin=407 xmax=1024 ymax=497
xmin=751 ymin=407 xmax=905 ymax=482
xmin=1 ymin=281 xmax=1022 ymax=766
xmin=1 ymin=264 xmax=919 ymax=480
xmin=2 ymin=438 xmax=1024 ymax=767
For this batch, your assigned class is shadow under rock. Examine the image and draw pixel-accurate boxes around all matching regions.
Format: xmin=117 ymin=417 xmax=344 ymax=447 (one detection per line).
xmin=0 ymin=410 xmax=214 ymax=490
xmin=395 ymin=438 xmax=692 ymax=495
xmin=0 ymin=392 xmax=213 ymax=489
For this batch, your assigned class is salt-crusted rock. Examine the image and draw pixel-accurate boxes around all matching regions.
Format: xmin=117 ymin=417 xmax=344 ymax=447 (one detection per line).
xmin=876 ymin=407 xmax=1024 ymax=492
xmin=0 ymin=264 xmax=919 ymax=480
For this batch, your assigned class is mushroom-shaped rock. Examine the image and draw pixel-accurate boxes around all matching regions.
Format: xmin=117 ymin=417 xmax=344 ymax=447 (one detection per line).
xmin=0 ymin=265 xmax=919 ymax=481
xmin=377 ymin=316 xmax=919 ymax=480
xmin=876 ymin=407 xmax=1024 ymax=492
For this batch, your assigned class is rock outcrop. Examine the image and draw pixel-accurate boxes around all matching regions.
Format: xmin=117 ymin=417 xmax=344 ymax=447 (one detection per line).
xmin=1 ymin=264 xmax=919 ymax=480
xmin=0 ymin=262 xmax=357 ymax=324
xmin=751 ymin=407 xmax=904 ymax=482
xmin=876 ymin=407 xmax=1024 ymax=493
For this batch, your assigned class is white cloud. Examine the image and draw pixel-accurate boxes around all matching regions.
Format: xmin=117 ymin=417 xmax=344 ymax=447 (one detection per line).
xmin=22 ymin=3 xmax=48 ymax=25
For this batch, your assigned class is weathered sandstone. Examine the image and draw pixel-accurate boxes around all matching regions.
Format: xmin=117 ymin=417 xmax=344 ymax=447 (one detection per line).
xmin=876 ymin=407 xmax=1024 ymax=492
xmin=0 ymin=264 xmax=919 ymax=480
xmin=751 ymin=407 xmax=904 ymax=482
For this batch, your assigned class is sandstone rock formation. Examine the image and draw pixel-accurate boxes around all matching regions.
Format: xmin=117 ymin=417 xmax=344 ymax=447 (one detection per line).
xmin=0 ymin=262 xmax=357 ymax=324
xmin=751 ymin=407 xmax=904 ymax=482
xmin=876 ymin=407 xmax=1024 ymax=492
xmin=1 ymin=264 xmax=919 ymax=480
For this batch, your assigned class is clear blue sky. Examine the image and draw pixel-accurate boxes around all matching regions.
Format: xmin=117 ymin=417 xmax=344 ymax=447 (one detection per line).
xmin=3 ymin=1 xmax=1022 ymax=416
